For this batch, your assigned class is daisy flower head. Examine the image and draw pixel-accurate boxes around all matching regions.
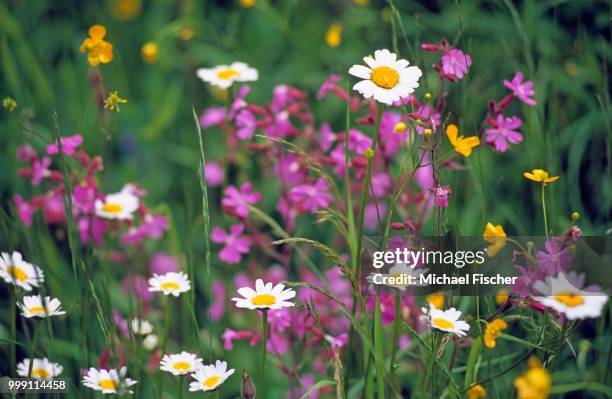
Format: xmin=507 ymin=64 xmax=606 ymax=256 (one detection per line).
xmin=533 ymin=272 xmax=608 ymax=320
xmin=232 ymin=279 xmax=296 ymax=310
xmin=196 ymin=62 xmax=258 ymax=89
xmin=148 ymin=271 xmax=191 ymax=297
xmin=95 ymin=190 xmax=139 ymax=220
xmin=160 ymin=351 xmax=203 ymax=375
xmin=348 ymin=49 xmax=422 ymax=105
xmin=0 ymin=251 xmax=44 ymax=291
xmin=82 ymin=367 xmax=137 ymax=394
xmin=17 ymin=358 xmax=63 ymax=379
xmin=18 ymin=295 xmax=66 ymax=318
xmin=189 ymin=360 xmax=235 ymax=392
xmin=130 ymin=318 xmax=153 ymax=335
xmin=428 ymin=305 xmax=470 ymax=337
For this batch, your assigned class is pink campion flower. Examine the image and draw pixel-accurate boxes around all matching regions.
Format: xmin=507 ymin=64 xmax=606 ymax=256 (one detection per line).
xmin=484 ymin=115 xmax=523 ymax=152
xmin=14 ymin=195 xmax=35 ymax=226
xmin=371 ymin=172 xmax=392 ymax=197
xmin=150 ymin=253 xmax=179 ymax=274
xmin=113 ymin=311 xmax=130 ymax=338
xmin=265 ymin=264 xmax=288 ymax=284
xmin=434 ymin=185 xmax=451 ymax=208
xmin=317 ymin=74 xmax=346 ymax=100
xmin=441 ymin=49 xmax=472 ymax=81
xmin=320 ymin=122 xmax=337 ymax=152
xmin=31 ymin=156 xmax=52 ymax=186
xmin=78 ymin=216 xmax=108 ymax=246
xmin=222 ymin=328 xmax=259 ymax=350
xmin=272 ymin=84 xmax=306 ymax=113
xmin=46 ymin=134 xmax=83 ymax=156
xmin=566 ymin=226 xmax=581 ymax=241
xmin=364 ymin=202 xmax=386 ymax=232
xmin=366 ymin=294 xmax=404 ymax=325
xmin=211 ymin=281 xmax=226 ymax=321
xmin=199 ymin=106 xmax=227 ymax=128
xmin=222 ymin=182 xmax=261 ymax=219
xmin=204 ymin=161 xmax=224 ymax=187
xmin=277 ymin=195 xmax=298 ymax=232
xmin=325 ymin=332 xmax=349 ymax=351
xmin=274 ymin=154 xmax=306 ymax=186
xmin=121 ymin=275 xmax=155 ymax=303
xmin=379 ymin=111 xmax=408 ymax=157
xmin=512 ymin=265 xmax=544 ymax=298
xmin=17 ymin=145 xmax=37 ymax=162
xmin=263 ymin=111 xmax=294 ymax=138
xmin=122 ymin=214 xmax=169 ymax=245
xmin=536 ymin=239 xmax=572 ymax=275
xmin=410 ymin=104 xmax=441 ymax=135
xmin=72 ymin=184 xmax=98 ymax=214
xmin=348 ymin=129 xmax=373 ymax=155
xmin=288 ymin=374 xmax=321 ymax=399
xmin=229 ymin=85 xmax=250 ymax=119
xmin=503 ymin=72 xmax=536 ymax=106
xmin=41 ymin=192 xmax=66 ymax=223
xmin=235 ymin=109 xmax=257 ymax=140
xmin=211 ymin=224 xmax=251 ymax=264
xmin=288 ymin=178 xmax=333 ymax=213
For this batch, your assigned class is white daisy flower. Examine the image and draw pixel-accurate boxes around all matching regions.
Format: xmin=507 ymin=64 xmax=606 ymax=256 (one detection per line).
xmin=0 ymin=251 xmax=44 ymax=291
xmin=148 ymin=272 xmax=191 ymax=297
xmin=95 ymin=190 xmax=139 ymax=220
xmin=17 ymin=358 xmax=63 ymax=379
xmin=196 ymin=62 xmax=258 ymax=89
xmin=533 ymin=272 xmax=608 ymax=320
xmin=348 ymin=49 xmax=422 ymax=105
xmin=82 ymin=367 xmax=137 ymax=395
xmin=367 ymin=262 xmax=429 ymax=291
xmin=130 ymin=318 xmax=153 ymax=335
xmin=18 ymin=295 xmax=66 ymax=318
xmin=160 ymin=351 xmax=203 ymax=375
xmin=189 ymin=360 xmax=235 ymax=392
xmin=428 ymin=305 xmax=470 ymax=337
xmin=231 ymin=279 xmax=296 ymax=310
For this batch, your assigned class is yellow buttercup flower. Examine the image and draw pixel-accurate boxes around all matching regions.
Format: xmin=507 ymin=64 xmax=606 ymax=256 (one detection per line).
xmin=514 ymin=357 xmax=551 ymax=399
xmin=111 ymin=0 xmax=141 ymax=20
xmin=240 ymin=0 xmax=256 ymax=7
xmin=467 ymin=384 xmax=486 ymax=399
xmin=80 ymin=25 xmax=114 ymax=67
xmin=426 ymin=292 xmax=445 ymax=309
xmin=446 ymin=124 xmax=480 ymax=157
xmin=104 ymin=91 xmax=127 ymax=112
xmin=483 ymin=222 xmax=506 ymax=257
xmin=325 ymin=23 xmax=342 ymax=48
xmin=484 ymin=318 xmax=507 ymax=349
xmin=495 ymin=288 xmax=509 ymax=305
xmin=141 ymin=42 xmax=159 ymax=64
xmin=523 ymin=169 xmax=559 ymax=186
xmin=353 ymin=0 xmax=369 ymax=4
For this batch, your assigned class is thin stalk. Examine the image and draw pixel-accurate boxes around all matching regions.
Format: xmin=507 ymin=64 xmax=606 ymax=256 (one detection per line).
xmin=25 ymin=321 xmax=40 ymax=399
xmin=389 ymin=290 xmax=402 ymax=379
xmin=373 ymin=288 xmax=385 ymax=399
xmin=178 ymin=376 xmax=184 ymax=399
xmin=158 ymin=297 xmax=172 ymax=398
xmin=10 ymin=286 xmax=16 ymax=376
xmin=261 ymin=310 xmax=269 ymax=399
xmin=541 ymin=184 xmax=549 ymax=237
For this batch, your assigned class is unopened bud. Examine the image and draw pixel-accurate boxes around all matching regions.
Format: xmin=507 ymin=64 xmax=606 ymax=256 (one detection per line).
xmin=142 ymin=334 xmax=159 ymax=351
xmin=393 ymin=121 xmax=407 ymax=133
xmin=423 ymin=128 xmax=432 ymax=137
xmin=241 ymin=370 xmax=256 ymax=399
xmin=2 ymin=97 xmax=17 ymax=112
xmin=571 ymin=212 xmax=580 ymax=222
xmin=363 ymin=148 xmax=374 ymax=159
xmin=424 ymin=92 xmax=432 ymax=101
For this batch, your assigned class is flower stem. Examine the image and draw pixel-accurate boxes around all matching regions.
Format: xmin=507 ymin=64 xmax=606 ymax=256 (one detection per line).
xmin=158 ymin=297 xmax=171 ymax=398
xmin=373 ymin=287 xmax=385 ymax=399
xmin=261 ymin=309 xmax=269 ymax=399
xmin=389 ymin=290 xmax=402 ymax=380
xmin=541 ymin=184 xmax=549 ymax=237
xmin=178 ymin=376 xmax=184 ymax=399
xmin=9 ymin=286 xmax=16 ymax=377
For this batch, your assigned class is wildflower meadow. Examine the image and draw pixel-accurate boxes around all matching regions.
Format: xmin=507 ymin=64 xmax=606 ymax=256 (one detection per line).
xmin=1 ymin=1 xmax=611 ymax=398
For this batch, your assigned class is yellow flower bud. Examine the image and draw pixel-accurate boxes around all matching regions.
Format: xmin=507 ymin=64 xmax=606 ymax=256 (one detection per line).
xmin=141 ymin=41 xmax=159 ymax=64
xmin=325 ymin=23 xmax=342 ymax=48
xmin=2 ymin=97 xmax=17 ymax=112
xmin=424 ymin=92 xmax=432 ymax=101
xmin=393 ymin=122 xmax=407 ymax=133
xmin=179 ymin=27 xmax=194 ymax=41
xmin=363 ymin=148 xmax=374 ymax=159
xmin=423 ymin=128 xmax=432 ymax=137
xmin=240 ymin=0 xmax=256 ymax=7
xmin=571 ymin=212 xmax=580 ymax=222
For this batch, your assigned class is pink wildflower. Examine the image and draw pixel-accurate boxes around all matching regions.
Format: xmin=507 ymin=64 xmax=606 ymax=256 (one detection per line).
xmin=317 ymin=74 xmax=345 ymax=100
xmin=536 ymin=239 xmax=572 ymax=275
xmin=441 ymin=49 xmax=472 ymax=81
xmin=288 ymin=178 xmax=333 ymax=213
xmin=46 ymin=134 xmax=83 ymax=156
xmin=149 ymin=253 xmax=178 ymax=274
xmin=211 ymin=281 xmax=226 ymax=321
xmin=211 ymin=224 xmax=251 ymax=264
xmin=229 ymin=85 xmax=250 ymax=119
xmin=434 ymin=185 xmax=451 ymax=208
xmin=320 ymin=123 xmax=337 ymax=152
xmin=204 ymin=161 xmax=224 ymax=187
xmin=503 ymin=72 xmax=536 ymax=106
xmin=199 ymin=106 xmax=227 ymax=128
xmin=235 ymin=109 xmax=257 ymax=140
xmin=222 ymin=328 xmax=259 ymax=350
xmin=14 ymin=195 xmax=35 ymax=226
xmin=31 ymin=156 xmax=52 ymax=186
xmin=485 ymin=115 xmax=523 ymax=152
xmin=122 ymin=214 xmax=169 ymax=245
xmin=274 ymin=154 xmax=306 ymax=186
xmin=222 ymin=182 xmax=261 ymax=219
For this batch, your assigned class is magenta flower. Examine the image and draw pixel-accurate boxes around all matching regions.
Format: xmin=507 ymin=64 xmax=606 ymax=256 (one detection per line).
xmin=31 ymin=156 xmax=52 ymax=186
xmin=122 ymin=214 xmax=169 ymax=245
xmin=371 ymin=172 xmax=392 ymax=197
xmin=379 ymin=111 xmax=408 ymax=157
xmin=317 ymin=74 xmax=343 ymax=100
xmin=320 ymin=122 xmax=337 ymax=152
xmin=235 ymin=109 xmax=257 ymax=140
xmin=41 ymin=192 xmax=65 ymax=224
xmin=536 ymin=239 xmax=572 ymax=275
xmin=211 ymin=281 xmax=226 ymax=321
xmin=121 ymin=275 xmax=155 ymax=303
xmin=288 ymin=178 xmax=333 ymax=213
xmin=46 ymin=134 xmax=83 ymax=156
xmin=410 ymin=104 xmax=441 ymax=135
xmin=17 ymin=145 xmax=37 ymax=162
xmin=222 ymin=328 xmax=259 ymax=350
xmin=199 ymin=106 xmax=227 ymax=128
xmin=364 ymin=202 xmax=386 ymax=232
xmin=434 ymin=185 xmax=451 ymax=208
xmin=348 ymin=129 xmax=373 ymax=154
xmin=441 ymin=49 xmax=472 ymax=81
xmin=512 ymin=265 xmax=544 ymax=298
xmin=504 ymin=72 xmax=536 ymax=106
xmin=204 ymin=161 xmax=224 ymax=187
xmin=14 ymin=195 xmax=35 ymax=226
xmin=211 ymin=224 xmax=251 ymax=264
xmin=274 ymin=153 xmax=306 ymax=186
xmin=150 ymin=253 xmax=178 ymax=274
xmin=485 ymin=115 xmax=523 ymax=152
xmin=78 ymin=216 xmax=108 ymax=246
xmin=222 ymin=182 xmax=261 ymax=219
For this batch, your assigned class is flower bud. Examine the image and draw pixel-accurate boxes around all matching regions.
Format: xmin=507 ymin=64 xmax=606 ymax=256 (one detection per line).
xmin=571 ymin=211 xmax=580 ymax=222
xmin=393 ymin=121 xmax=407 ymax=133
xmin=423 ymin=128 xmax=432 ymax=137
xmin=141 ymin=41 xmax=159 ymax=64
xmin=424 ymin=92 xmax=432 ymax=101
xmin=241 ymin=370 xmax=256 ymax=399
xmin=363 ymin=148 xmax=374 ymax=159
xmin=2 ymin=97 xmax=17 ymax=112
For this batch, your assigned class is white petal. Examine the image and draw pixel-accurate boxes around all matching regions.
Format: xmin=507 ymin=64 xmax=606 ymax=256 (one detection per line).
xmin=348 ymin=65 xmax=372 ymax=79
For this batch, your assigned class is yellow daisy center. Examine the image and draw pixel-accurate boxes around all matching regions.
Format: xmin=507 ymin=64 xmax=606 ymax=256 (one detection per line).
xmin=554 ymin=291 xmax=584 ymax=307
xmin=99 ymin=379 xmax=117 ymax=390
xmin=203 ymin=375 xmax=221 ymax=388
xmin=28 ymin=306 xmax=47 ymax=314
xmin=102 ymin=203 xmax=123 ymax=213
xmin=161 ymin=282 xmax=180 ymax=291
xmin=371 ymin=66 xmax=399 ymax=89
xmin=432 ymin=318 xmax=454 ymax=330
xmin=31 ymin=368 xmax=50 ymax=378
xmin=7 ymin=266 xmax=28 ymax=282
xmin=172 ymin=361 xmax=191 ymax=372
xmin=217 ymin=69 xmax=240 ymax=80
xmin=251 ymin=294 xmax=276 ymax=306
